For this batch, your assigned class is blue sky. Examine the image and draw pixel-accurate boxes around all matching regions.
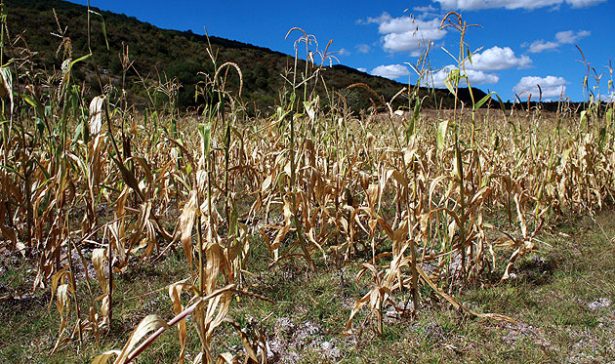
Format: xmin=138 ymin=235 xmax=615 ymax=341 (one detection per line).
xmin=68 ymin=0 xmax=614 ymax=101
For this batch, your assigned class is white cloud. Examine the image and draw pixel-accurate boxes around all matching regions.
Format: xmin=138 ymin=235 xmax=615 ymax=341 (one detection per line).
xmin=370 ymin=64 xmax=410 ymax=80
xmin=412 ymin=4 xmax=441 ymax=19
xmin=422 ymin=47 xmax=527 ymax=88
xmin=433 ymin=0 xmax=605 ymax=10
xmin=467 ymin=69 xmax=500 ymax=85
xmin=528 ymin=40 xmax=560 ymax=53
xmin=380 ymin=17 xmax=447 ymax=53
xmin=414 ymin=5 xmax=439 ymax=12
xmin=421 ymin=47 xmax=527 ymax=88
xmin=435 ymin=0 xmax=559 ymax=9
xmin=356 ymin=44 xmax=371 ymax=54
xmin=555 ymin=30 xmax=591 ymax=44
xmin=600 ymin=92 xmax=615 ymax=102
xmin=337 ymin=48 xmax=351 ymax=56
xmin=566 ymin=0 xmax=607 ymax=7
xmin=382 ymin=31 xmax=442 ymax=54
xmin=468 ymin=46 xmax=531 ymax=71
xmin=357 ymin=12 xmax=392 ymax=25
xmin=358 ymin=13 xmax=447 ymax=54
xmin=425 ymin=65 xmax=499 ymax=87
xmin=377 ymin=16 xmax=438 ymax=35
xmin=527 ymin=30 xmax=590 ymax=53
xmin=357 ymin=67 xmax=368 ymax=73
xmin=513 ymin=76 xmax=566 ymax=99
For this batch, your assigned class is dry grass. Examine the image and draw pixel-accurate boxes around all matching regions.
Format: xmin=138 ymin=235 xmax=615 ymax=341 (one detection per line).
xmin=0 ymin=6 xmax=614 ymax=364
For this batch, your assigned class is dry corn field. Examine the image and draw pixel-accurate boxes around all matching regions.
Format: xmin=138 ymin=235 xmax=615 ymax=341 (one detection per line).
xmin=1 ymin=7 xmax=615 ymax=364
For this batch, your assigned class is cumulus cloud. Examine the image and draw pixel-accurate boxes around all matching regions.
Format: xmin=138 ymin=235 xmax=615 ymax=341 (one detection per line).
xmin=513 ymin=76 xmax=566 ymax=99
xmin=382 ymin=17 xmax=447 ymax=54
xmin=370 ymin=64 xmax=410 ymax=80
xmin=468 ymin=46 xmax=531 ymax=71
xmin=425 ymin=65 xmax=499 ymax=87
xmin=527 ymin=30 xmax=590 ymax=53
xmin=359 ymin=13 xmax=447 ymax=54
xmin=357 ymin=67 xmax=368 ymax=73
xmin=421 ymin=47 xmax=527 ymax=87
xmin=420 ymin=47 xmax=529 ymax=88
xmin=433 ymin=0 xmax=606 ymax=10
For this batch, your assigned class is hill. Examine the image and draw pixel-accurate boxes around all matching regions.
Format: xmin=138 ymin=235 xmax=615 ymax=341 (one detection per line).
xmin=3 ymin=0 xmax=487 ymax=113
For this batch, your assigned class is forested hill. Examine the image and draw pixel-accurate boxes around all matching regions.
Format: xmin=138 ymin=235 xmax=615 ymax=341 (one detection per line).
xmin=4 ymin=0 xmax=487 ymax=113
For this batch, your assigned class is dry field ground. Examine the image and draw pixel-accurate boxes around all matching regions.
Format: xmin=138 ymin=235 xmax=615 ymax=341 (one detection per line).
xmin=0 ymin=11 xmax=614 ymax=362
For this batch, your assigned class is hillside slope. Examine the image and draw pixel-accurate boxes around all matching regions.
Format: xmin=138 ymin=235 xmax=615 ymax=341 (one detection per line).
xmin=4 ymin=0 xmax=486 ymax=112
